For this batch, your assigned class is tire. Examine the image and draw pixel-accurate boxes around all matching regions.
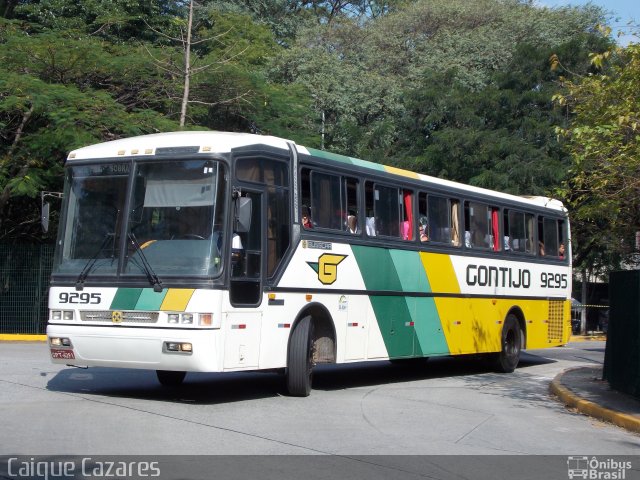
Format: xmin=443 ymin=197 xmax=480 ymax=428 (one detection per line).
xmin=156 ymin=370 xmax=186 ymax=387
xmin=286 ymin=315 xmax=314 ymax=397
xmin=493 ymin=314 xmax=522 ymax=373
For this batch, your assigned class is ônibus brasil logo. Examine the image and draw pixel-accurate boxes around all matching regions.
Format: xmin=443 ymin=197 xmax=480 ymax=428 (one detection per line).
xmin=567 ymin=456 xmax=632 ymax=479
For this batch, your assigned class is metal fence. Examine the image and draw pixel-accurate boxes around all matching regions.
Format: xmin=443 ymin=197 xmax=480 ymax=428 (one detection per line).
xmin=0 ymin=244 xmax=54 ymax=334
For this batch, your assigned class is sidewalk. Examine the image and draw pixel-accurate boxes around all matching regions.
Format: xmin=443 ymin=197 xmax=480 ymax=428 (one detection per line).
xmin=550 ymin=366 xmax=640 ymax=434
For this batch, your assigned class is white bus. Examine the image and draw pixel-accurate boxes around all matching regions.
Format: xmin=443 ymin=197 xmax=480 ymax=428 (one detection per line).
xmin=46 ymin=131 xmax=571 ymax=396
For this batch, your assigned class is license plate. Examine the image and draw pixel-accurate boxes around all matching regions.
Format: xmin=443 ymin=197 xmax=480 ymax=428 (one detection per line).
xmin=51 ymin=349 xmax=75 ymax=360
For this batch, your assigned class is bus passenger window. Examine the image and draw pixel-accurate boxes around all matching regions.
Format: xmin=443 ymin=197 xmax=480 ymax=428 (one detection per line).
xmin=465 ymin=202 xmax=491 ymax=249
xmin=401 ymin=189 xmax=414 ymax=241
xmin=344 ymin=176 xmax=360 ymax=234
xmin=365 ymin=182 xmax=377 ymax=236
xmin=373 ymin=184 xmax=400 ymax=238
xmin=418 ymin=193 xmax=428 ymax=242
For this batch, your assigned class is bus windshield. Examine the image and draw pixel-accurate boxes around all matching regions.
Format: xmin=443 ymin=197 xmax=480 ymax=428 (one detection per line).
xmin=52 ymin=159 xmax=227 ymax=280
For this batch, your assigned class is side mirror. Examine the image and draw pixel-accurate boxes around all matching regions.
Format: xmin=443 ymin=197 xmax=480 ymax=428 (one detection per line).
xmin=41 ymin=191 xmax=63 ymax=233
xmin=234 ymin=197 xmax=252 ymax=233
xmin=42 ymin=202 xmax=50 ymax=233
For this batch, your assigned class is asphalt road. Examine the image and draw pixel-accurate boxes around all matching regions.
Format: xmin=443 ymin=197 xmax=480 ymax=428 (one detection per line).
xmin=0 ymin=340 xmax=637 ymax=457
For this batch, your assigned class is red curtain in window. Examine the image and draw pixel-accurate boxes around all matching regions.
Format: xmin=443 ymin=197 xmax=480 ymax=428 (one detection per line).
xmin=492 ymin=209 xmax=500 ymax=251
xmin=404 ymin=190 xmax=413 ymax=240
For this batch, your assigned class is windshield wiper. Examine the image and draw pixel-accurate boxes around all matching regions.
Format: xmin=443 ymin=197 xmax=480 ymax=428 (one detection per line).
xmin=76 ymin=233 xmax=116 ymax=290
xmin=128 ymin=233 xmax=164 ymax=292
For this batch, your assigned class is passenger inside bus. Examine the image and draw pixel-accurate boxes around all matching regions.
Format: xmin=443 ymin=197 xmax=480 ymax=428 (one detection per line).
xmin=302 ymin=205 xmax=313 ymax=229
xmin=365 ymin=212 xmax=376 ymax=236
xmin=347 ymin=214 xmax=359 ymax=234
xmin=419 ymin=217 xmax=429 ymax=242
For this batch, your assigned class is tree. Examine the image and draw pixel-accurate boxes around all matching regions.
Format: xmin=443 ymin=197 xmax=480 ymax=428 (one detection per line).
xmin=555 ymin=39 xmax=640 ymax=275
xmin=392 ymin=34 xmax=610 ymax=195
xmin=0 ymin=20 xmax=179 ymax=241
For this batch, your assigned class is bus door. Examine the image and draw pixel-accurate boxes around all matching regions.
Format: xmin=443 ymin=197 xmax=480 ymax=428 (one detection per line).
xmin=225 ymin=189 xmax=263 ymax=369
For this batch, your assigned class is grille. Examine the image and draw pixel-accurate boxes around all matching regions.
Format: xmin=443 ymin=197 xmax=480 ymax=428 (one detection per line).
xmin=547 ymin=300 xmax=565 ymax=342
xmin=81 ymin=311 xmax=159 ymax=324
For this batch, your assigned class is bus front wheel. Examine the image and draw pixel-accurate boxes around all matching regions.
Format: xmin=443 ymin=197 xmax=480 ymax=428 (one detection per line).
xmin=156 ymin=370 xmax=186 ymax=387
xmin=286 ymin=315 xmax=314 ymax=397
xmin=493 ymin=314 xmax=521 ymax=373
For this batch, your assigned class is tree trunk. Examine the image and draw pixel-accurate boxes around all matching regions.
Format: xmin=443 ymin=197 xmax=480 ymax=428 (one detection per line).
xmin=179 ymin=0 xmax=194 ymax=128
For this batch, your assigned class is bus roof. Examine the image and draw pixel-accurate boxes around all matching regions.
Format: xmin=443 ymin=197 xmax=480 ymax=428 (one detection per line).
xmin=67 ymin=131 xmax=292 ymax=160
xmin=67 ymin=131 xmax=566 ymax=213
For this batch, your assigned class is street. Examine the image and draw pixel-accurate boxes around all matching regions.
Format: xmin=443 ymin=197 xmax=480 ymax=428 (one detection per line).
xmin=0 ymin=341 xmax=637 ymax=456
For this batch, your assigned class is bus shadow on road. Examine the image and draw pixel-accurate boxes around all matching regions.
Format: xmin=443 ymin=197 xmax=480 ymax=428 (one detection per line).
xmin=46 ymin=367 xmax=285 ymax=404
xmin=311 ymin=351 xmax=556 ymax=392
xmin=45 ymin=351 xmax=557 ymax=404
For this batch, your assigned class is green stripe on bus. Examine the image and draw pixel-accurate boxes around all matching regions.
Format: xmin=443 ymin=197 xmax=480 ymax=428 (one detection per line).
xmin=413 ymin=297 xmax=450 ymax=355
xmin=307 ymin=148 xmax=354 ymax=165
xmin=351 ymin=245 xmax=403 ymax=291
xmin=135 ymin=289 xmax=168 ymax=310
xmin=353 ymin=246 xmax=449 ymax=357
xmin=370 ymin=296 xmax=420 ymax=357
xmin=110 ymin=288 xmax=143 ymax=310
xmin=389 ymin=249 xmax=431 ymax=293
xmin=352 ymin=246 xmax=422 ymax=357
xmin=351 ymin=158 xmax=385 ymax=172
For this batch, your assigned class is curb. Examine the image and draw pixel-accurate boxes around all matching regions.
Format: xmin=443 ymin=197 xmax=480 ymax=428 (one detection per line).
xmin=569 ymin=335 xmax=607 ymax=342
xmin=0 ymin=334 xmax=47 ymax=342
xmin=550 ymin=368 xmax=640 ymax=434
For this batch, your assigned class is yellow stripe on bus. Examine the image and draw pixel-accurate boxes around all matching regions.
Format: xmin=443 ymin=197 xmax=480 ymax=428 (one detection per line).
xmin=160 ymin=289 xmax=195 ymax=311
xmin=384 ymin=165 xmax=420 ymax=179
xmin=419 ymin=252 xmax=460 ymax=294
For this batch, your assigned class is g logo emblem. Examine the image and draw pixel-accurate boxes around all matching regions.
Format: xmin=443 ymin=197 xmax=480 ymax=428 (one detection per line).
xmin=307 ymin=254 xmax=347 ymax=285
xmin=112 ymin=311 xmax=123 ymax=324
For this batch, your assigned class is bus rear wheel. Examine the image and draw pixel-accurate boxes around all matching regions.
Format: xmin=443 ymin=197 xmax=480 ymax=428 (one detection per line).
xmin=286 ymin=315 xmax=314 ymax=397
xmin=156 ymin=370 xmax=186 ymax=387
xmin=493 ymin=314 xmax=521 ymax=373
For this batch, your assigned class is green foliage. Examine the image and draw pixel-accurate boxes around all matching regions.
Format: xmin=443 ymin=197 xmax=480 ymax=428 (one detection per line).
xmin=0 ymin=0 xmax=624 ymax=258
xmin=555 ymin=41 xmax=640 ymax=274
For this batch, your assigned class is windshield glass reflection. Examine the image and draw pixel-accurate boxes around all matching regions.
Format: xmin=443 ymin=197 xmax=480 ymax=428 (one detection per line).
xmin=52 ymin=164 xmax=128 ymax=275
xmin=125 ymin=160 xmax=225 ymax=277
xmin=52 ymin=160 xmax=227 ymax=280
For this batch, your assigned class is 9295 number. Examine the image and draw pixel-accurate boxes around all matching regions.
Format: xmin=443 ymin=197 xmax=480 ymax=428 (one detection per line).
xmin=540 ymin=272 xmax=568 ymax=289
xmin=59 ymin=292 xmax=102 ymax=304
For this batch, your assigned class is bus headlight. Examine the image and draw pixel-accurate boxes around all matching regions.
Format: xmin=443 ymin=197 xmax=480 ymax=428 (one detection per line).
xmin=181 ymin=313 xmax=193 ymax=324
xmin=51 ymin=310 xmax=62 ymax=320
xmin=63 ymin=310 xmax=74 ymax=321
xmin=50 ymin=337 xmax=72 ymax=347
xmin=164 ymin=342 xmax=193 ymax=354
xmin=167 ymin=313 xmax=179 ymax=324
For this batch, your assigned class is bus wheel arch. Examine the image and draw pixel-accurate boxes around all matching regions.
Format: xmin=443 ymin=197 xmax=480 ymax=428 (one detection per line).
xmin=293 ymin=303 xmax=337 ymax=364
xmin=285 ymin=303 xmax=336 ymax=396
